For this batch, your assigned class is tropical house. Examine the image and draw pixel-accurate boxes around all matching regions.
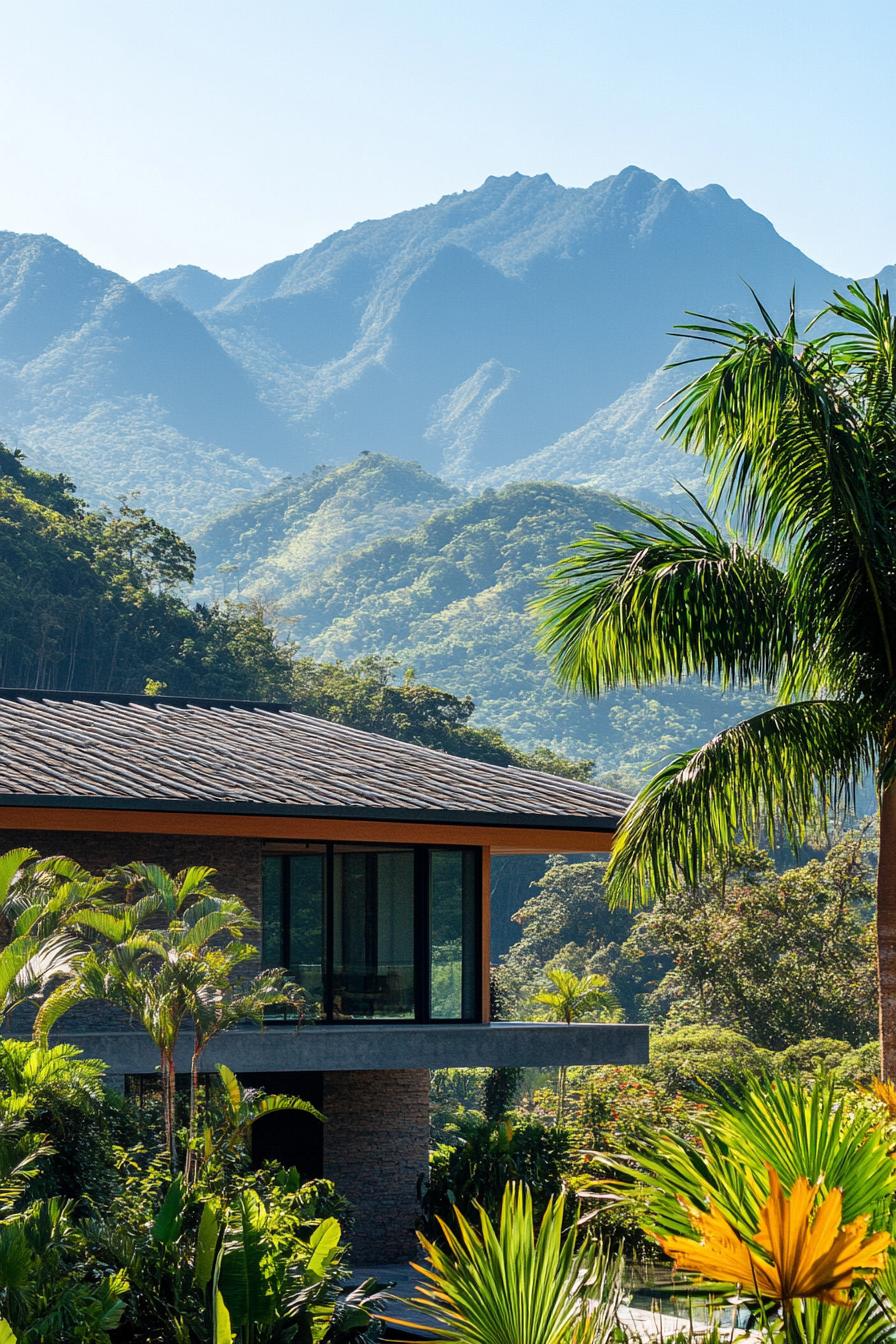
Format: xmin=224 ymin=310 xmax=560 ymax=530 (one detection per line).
xmin=0 ymin=689 xmax=646 ymax=1258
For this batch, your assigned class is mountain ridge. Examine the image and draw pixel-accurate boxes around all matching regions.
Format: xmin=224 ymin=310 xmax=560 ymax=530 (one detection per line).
xmin=0 ymin=167 xmax=890 ymax=526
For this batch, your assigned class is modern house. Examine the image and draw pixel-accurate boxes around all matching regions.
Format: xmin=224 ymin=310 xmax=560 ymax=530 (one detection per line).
xmin=0 ymin=689 xmax=646 ymax=1258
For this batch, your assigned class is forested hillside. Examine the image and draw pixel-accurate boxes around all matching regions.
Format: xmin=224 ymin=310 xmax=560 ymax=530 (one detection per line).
xmin=0 ymin=445 xmax=585 ymax=785
xmin=0 ymin=444 xmax=294 ymax=698
xmin=191 ymin=452 xmax=460 ymax=600
xmin=196 ymin=458 xmax=766 ymax=782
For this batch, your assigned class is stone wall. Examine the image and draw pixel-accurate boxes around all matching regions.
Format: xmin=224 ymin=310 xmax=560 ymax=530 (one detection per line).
xmin=2 ymin=829 xmax=263 ymax=1030
xmin=323 ymin=1069 xmax=430 ymax=1262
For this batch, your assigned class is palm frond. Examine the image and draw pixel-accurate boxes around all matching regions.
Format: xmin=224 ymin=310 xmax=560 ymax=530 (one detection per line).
xmin=605 ymin=699 xmax=875 ymax=906
xmin=0 ymin=851 xmax=38 ymax=908
xmin=817 ymin=282 xmax=896 ymax=385
xmin=0 ymin=933 xmax=82 ymax=1019
xmin=536 ymin=500 xmax=792 ymax=694
xmin=661 ymin=292 xmax=896 ymax=689
xmin=660 ymin=298 xmax=853 ymax=545
xmin=393 ymin=1184 xmax=622 ymax=1344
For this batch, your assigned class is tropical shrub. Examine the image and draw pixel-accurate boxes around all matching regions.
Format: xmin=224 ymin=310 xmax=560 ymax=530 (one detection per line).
xmin=0 ymin=1198 xmax=127 ymax=1343
xmin=83 ymin=1155 xmax=372 ymax=1344
xmin=421 ymin=1114 xmax=570 ymax=1235
xmin=592 ymin=1072 xmax=896 ymax=1340
xmin=647 ymin=1025 xmax=773 ymax=1095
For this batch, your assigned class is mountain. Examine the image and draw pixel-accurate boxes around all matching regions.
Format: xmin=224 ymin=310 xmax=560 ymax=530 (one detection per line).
xmin=140 ymin=165 xmax=849 ymax=495
xmin=1 ymin=168 xmax=873 ymax=525
xmin=0 ymin=232 xmax=305 ymax=524
xmin=195 ymin=456 xmax=767 ymax=781
xmin=191 ymin=452 xmax=460 ymax=600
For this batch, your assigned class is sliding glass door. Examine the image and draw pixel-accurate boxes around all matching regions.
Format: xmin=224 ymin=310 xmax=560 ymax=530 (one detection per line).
xmin=262 ymin=842 xmax=481 ymax=1022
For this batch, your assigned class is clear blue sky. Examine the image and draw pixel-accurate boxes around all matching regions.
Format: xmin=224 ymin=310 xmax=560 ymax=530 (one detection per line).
xmin=1 ymin=0 xmax=891 ymax=281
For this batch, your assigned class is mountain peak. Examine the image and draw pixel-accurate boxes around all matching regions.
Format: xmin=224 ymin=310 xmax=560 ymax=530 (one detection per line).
xmin=138 ymin=263 xmax=238 ymax=313
xmin=612 ymin=164 xmax=661 ymax=186
xmin=0 ymin=168 xmax=844 ymax=530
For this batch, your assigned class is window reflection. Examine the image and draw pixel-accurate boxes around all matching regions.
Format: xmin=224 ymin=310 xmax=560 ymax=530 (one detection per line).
xmin=261 ymin=848 xmax=326 ymax=1017
xmin=430 ymin=849 xmax=477 ymax=1020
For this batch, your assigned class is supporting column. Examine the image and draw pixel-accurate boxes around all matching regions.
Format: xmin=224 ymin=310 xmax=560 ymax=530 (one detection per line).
xmin=322 ymin=1069 xmax=430 ymax=1262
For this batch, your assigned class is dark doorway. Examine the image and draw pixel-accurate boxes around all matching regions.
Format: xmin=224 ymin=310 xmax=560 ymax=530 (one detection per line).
xmin=239 ymin=1071 xmax=324 ymax=1179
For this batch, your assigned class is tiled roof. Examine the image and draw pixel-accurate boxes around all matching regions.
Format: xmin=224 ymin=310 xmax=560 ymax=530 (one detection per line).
xmin=0 ymin=691 xmax=630 ymax=829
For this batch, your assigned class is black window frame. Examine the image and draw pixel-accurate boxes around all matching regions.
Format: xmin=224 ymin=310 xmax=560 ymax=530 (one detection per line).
xmin=262 ymin=841 xmax=483 ymax=1025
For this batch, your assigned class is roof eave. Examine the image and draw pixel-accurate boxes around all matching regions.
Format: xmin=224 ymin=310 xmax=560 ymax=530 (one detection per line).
xmin=0 ymin=793 xmax=625 ymax=833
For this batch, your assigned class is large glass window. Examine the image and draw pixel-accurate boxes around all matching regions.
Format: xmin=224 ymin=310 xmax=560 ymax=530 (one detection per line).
xmin=262 ymin=847 xmax=326 ymax=1014
xmin=429 ymin=849 xmax=478 ymax=1020
xmin=261 ymin=843 xmax=481 ymax=1022
xmin=332 ymin=847 xmax=415 ymax=1019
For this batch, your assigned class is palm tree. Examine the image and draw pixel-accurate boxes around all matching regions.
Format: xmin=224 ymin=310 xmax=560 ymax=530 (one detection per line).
xmin=35 ymin=864 xmax=262 ymax=1167
xmin=34 ymin=944 xmax=188 ymax=1165
xmin=183 ymin=955 xmax=302 ymax=1183
xmin=532 ymin=968 xmax=618 ymax=1120
xmin=537 ymin=282 xmax=896 ymax=1074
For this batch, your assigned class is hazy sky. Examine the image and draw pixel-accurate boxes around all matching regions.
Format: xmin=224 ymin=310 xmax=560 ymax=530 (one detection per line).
xmin=1 ymin=0 xmax=891 ymax=281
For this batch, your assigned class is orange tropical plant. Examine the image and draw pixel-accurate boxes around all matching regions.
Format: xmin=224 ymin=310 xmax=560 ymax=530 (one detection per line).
xmin=659 ymin=1167 xmax=890 ymax=1309
xmin=866 ymin=1077 xmax=896 ymax=1121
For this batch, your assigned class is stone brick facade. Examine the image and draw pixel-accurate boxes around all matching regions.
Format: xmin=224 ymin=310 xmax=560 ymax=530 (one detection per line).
xmin=323 ymin=1069 xmax=430 ymax=1262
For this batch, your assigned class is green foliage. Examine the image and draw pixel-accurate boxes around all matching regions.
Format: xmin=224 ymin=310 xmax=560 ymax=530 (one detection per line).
xmin=494 ymin=856 xmax=635 ymax=1018
xmin=625 ymin=834 xmax=878 ymax=1048
xmin=611 ymin=1072 xmax=896 ymax=1244
xmin=0 ymin=445 xmax=590 ymax=778
xmin=421 ymin=1115 xmax=570 ymax=1236
xmin=217 ymin=472 xmax=767 ymax=778
xmin=0 ymin=847 xmax=369 ymax=1344
xmin=402 ymin=1183 xmax=624 ymax=1344
xmin=647 ymin=1026 xmax=773 ymax=1096
xmin=35 ymin=861 xmax=300 ymax=1174
xmin=0 ymin=1198 xmax=127 ymax=1343
xmin=0 ymin=1040 xmax=135 ymax=1209
xmin=289 ymin=654 xmax=591 ymax=774
xmin=0 ymin=444 xmax=294 ymax=698
xmin=200 ymin=1066 xmax=323 ymax=1188
xmin=192 ymin=453 xmax=460 ymax=602
xmin=87 ymin=1158 xmax=371 ymax=1344
xmin=0 ymin=1039 xmax=136 ymax=1339
xmin=532 ymin=968 xmax=619 ymax=1025
xmin=496 ymin=832 xmax=879 ymax=1054
xmin=592 ymin=1072 xmax=896 ymax=1344
xmin=482 ymin=1068 xmax=522 ymax=1122
xmin=771 ymin=1039 xmax=883 ymax=1088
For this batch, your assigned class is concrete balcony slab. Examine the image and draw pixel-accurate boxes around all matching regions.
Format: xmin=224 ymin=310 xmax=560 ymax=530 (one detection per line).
xmin=21 ymin=1021 xmax=649 ymax=1074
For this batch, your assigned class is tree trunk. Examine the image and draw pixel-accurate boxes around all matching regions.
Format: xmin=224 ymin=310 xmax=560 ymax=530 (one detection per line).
xmin=557 ymin=1065 xmax=567 ymax=1124
xmin=161 ymin=1049 xmax=178 ymax=1169
xmin=877 ymin=781 xmax=896 ymax=1079
xmin=185 ymin=1042 xmax=201 ymax=1186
